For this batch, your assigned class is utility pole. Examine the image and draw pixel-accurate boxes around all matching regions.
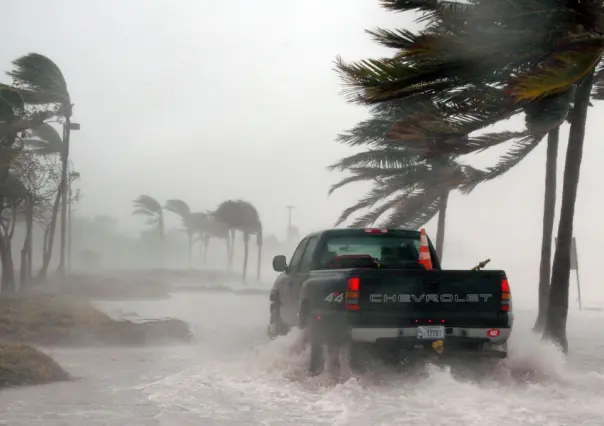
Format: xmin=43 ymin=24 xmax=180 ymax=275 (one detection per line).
xmin=285 ymin=205 xmax=295 ymax=243
xmin=59 ymin=116 xmax=80 ymax=276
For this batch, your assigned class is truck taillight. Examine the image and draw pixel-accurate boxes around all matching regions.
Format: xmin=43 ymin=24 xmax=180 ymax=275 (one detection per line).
xmin=346 ymin=277 xmax=360 ymax=311
xmin=501 ymin=278 xmax=511 ymax=312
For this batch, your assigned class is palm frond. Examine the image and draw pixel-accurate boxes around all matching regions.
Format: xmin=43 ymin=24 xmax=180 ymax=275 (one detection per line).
xmin=378 ymin=188 xmax=446 ymax=229
xmin=22 ymin=123 xmax=63 ymax=154
xmin=164 ymin=199 xmax=192 ymax=219
xmin=334 ymin=184 xmax=400 ymax=226
xmin=133 ymin=195 xmax=163 ymax=215
xmin=471 ymin=134 xmax=542 ymax=185
xmin=7 ymin=53 xmax=70 ymax=107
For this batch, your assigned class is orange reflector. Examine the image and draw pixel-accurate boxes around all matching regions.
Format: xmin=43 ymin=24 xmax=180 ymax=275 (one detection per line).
xmin=501 ymin=293 xmax=511 ymax=300
xmin=346 ymin=292 xmax=359 ymax=299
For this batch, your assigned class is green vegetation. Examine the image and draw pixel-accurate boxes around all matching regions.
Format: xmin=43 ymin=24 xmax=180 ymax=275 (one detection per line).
xmin=331 ymin=0 xmax=604 ymax=352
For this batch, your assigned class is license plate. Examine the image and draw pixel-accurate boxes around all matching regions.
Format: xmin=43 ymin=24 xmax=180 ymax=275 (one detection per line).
xmin=417 ymin=326 xmax=445 ymax=340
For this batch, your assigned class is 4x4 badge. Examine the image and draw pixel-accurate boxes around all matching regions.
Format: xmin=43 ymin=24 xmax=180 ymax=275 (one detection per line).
xmin=324 ymin=292 xmax=344 ymax=303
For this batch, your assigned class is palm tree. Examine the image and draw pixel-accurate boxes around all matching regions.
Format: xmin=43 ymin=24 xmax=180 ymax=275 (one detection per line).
xmin=190 ymin=211 xmax=230 ymax=267
xmin=132 ymin=195 xmax=165 ymax=245
xmin=213 ymin=200 xmax=263 ymax=283
xmin=333 ymin=0 xmax=604 ymax=351
xmin=331 ymin=98 xmax=536 ymax=261
xmin=164 ymin=199 xmax=196 ymax=267
xmin=330 ymin=150 xmax=483 ymax=257
xmin=7 ymin=53 xmax=74 ymax=276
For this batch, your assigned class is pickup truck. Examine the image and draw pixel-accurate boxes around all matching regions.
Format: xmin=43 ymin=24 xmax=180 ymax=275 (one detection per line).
xmin=267 ymin=228 xmax=513 ymax=375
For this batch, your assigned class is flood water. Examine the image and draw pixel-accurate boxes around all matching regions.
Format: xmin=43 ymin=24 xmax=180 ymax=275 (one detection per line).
xmin=1 ymin=291 xmax=603 ymax=426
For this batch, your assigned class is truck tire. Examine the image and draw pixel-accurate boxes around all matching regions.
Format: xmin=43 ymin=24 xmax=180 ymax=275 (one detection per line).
xmin=267 ymin=303 xmax=289 ymax=340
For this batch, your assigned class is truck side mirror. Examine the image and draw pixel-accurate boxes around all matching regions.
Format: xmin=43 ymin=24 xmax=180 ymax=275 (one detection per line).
xmin=272 ymin=255 xmax=288 ymax=272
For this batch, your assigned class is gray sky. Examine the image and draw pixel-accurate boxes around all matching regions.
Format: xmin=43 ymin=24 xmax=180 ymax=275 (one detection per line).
xmin=2 ymin=0 xmax=603 ymax=304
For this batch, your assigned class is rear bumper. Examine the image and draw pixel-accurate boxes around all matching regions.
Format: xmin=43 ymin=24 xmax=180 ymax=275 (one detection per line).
xmin=350 ymin=326 xmax=511 ymax=344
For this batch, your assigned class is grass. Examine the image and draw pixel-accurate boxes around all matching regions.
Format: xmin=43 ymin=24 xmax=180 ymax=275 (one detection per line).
xmin=0 ymin=343 xmax=69 ymax=388
xmin=0 ymin=294 xmax=192 ymax=346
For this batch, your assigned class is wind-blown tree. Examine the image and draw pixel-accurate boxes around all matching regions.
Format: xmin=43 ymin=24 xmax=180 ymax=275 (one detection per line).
xmin=164 ymin=199 xmax=196 ymax=267
xmin=7 ymin=53 xmax=74 ymax=276
xmin=213 ymin=200 xmax=263 ymax=283
xmin=190 ymin=211 xmax=230 ymax=267
xmin=0 ymin=85 xmax=60 ymax=286
xmin=330 ymin=150 xmax=484 ymax=261
xmin=333 ymin=0 xmax=604 ymax=351
xmin=21 ymin=123 xmax=64 ymax=278
xmin=132 ymin=195 xmax=165 ymax=248
xmin=331 ymin=98 xmax=535 ymax=260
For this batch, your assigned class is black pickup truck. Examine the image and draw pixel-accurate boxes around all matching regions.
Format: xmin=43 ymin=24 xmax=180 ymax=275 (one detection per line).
xmin=267 ymin=228 xmax=513 ymax=375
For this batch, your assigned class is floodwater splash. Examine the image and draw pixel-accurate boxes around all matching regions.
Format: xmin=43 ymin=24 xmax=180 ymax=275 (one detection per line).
xmin=144 ymin=301 xmax=604 ymax=425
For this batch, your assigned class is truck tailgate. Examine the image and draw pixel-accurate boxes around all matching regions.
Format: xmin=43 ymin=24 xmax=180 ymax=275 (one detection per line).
xmin=351 ymin=269 xmax=506 ymax=327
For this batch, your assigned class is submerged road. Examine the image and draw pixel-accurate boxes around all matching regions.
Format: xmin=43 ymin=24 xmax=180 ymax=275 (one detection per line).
xmin=1 ymin=291 xmax=603 ymax=425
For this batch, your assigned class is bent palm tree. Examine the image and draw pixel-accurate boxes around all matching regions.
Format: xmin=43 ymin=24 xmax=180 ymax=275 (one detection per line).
xmin=133 ymin=195 xmax=165 ymax=242
xmin=330 ymin=151 xmax=483 ymax=250
xmin=213 ymin=200 xmax=263 ymax=283
xmin=334 ymin=0 xmax=603 ymax=350
xmin=164 ymin=199 xmax=195 ymax=267
xmin=190 ymin=211 xmax=230 ymax=267
xmin=8 ymin=53 xmax=74 ymax=275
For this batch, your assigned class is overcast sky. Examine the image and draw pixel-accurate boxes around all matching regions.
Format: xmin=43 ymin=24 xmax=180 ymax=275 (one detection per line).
xmin=2 ymin=0 xmax=603 ymax=304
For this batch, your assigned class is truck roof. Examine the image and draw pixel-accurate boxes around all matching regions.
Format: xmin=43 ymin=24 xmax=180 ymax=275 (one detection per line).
xmin=306 ymin=228 xmax=423 ymax=238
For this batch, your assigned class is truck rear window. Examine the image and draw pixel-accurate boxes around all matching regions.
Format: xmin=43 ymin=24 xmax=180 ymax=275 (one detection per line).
xmin=316 ymin=234 xmax=423 ymax=269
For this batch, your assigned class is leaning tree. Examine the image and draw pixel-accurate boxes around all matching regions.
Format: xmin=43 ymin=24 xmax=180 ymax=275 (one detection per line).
xmin=333 ymin=0 xmax=604 ymax=351
xmin=213 ymin=200 xmax=263 ymax=283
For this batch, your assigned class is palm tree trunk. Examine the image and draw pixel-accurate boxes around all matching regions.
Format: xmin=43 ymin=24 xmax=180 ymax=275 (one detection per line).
xmin=435 ymin=192 xmax=449 ymax=261
xmin=543 ymin=73 xmax=594 ymax=353
xmin=533 ymin=128 xmax=559 ymax=332
xmin=242 ymin=232 xmax=249 ymax=283
xmin=187 ymin=232 xmax=193 ymax=268
xmin=228 ymin=229 xmax=235 ymax=271
xmin=203 ymin=235 xmax=209 ymax=265
xmin=224 ymin=236 xmax=230 ymax=270
xmin=39 ymin=186 xmax=62 ymax=279
xmin=256 ymin=229 xmax=263 ymax=282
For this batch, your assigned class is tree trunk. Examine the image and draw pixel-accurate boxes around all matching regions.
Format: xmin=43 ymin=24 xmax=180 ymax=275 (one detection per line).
xmin=20 ymin=197 xmax=33 ymax=289
xmin=228 ymin=229 xmax=235 ymax=271
xmin=533 ymin=128 xmax=559 ymax=332
xmin=256 ymin=230 xmax=263 ymax=282
xmin=224 ymin=236 xmax=230 ymax=271
xmin=203 ymin=235 xmax=209 ymax=265
xmin=0 ymin=235 xmax=12 ymax=294
xmin=38 ymin=187 xmax=62 ymax=279
xmin=187 ymin=232 xmax=192 ymax=269
xmin=543 ymin=73 xmax=594 ymax=353
xmin=242 ymin=232 xmax=249 ymax=283
xmin=435 ymin=191 xmax=449 ymax=262
xmin=26 ymin=200 xmax=33 ymax=282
